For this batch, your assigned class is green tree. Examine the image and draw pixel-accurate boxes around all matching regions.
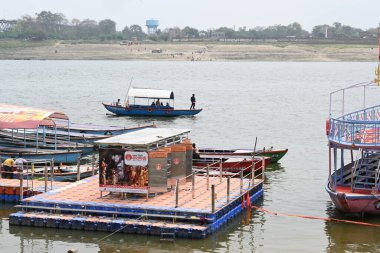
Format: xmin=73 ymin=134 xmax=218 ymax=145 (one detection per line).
xmin=181 ymin=26 xmax=199 ymax=38
xmin=99 ymin=19 xmax=116 ymax=35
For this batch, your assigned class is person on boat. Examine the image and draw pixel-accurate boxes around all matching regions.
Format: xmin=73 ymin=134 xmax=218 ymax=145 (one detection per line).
xmin=166 ymin=102 xmax=170 ymax=107
xmin=151 ymin=101 xmax=156 ymax=107
xmin=156 ymin=99 xmax=161 ymax=107
xmin=15 ymin=153 xmax=27 ymax=173
xmin=192 ymin=143 xmax=200 ymax=160
xmin=190 ymin=94 xmax=196 ymax=110
xmin=2 ymin=156 xmax=15 ymax=179
xmin=116 ymin=99 xmax=121 ymax=107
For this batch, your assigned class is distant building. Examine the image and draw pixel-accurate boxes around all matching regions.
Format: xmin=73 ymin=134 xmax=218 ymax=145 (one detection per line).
xmin=209 ymin=31 xmax=225 ymax=40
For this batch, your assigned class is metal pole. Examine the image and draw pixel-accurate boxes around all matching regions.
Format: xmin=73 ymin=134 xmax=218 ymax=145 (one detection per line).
xmin=76 ymin=160 xmax=80 ymax=181
xmin=175 ymin=179 xmax=179 ymax=208
xmin=206 ymin=164 xmax=209 ymax=190
xmin=342 ymin=89 xmax=345 ymax=117
xmin=328 ymin=144 xmax=332 ymax=189
xmin=19 ymin=171 xmax=23 ymax=201
xmin=44 ymin=163 xmax=48 ymax=192
xmin=227 ymin=177 xmax=230 ymax=203
xmin=251 ymin=157 xmax=255 ymax=185
xmin=50 ymin=159 xmax=54 ymax=190
xmin=31 ymin=163 xmax=34 ymax=195
xmin=211 ymin=184 xmax=215 ymax=213
xmin=92 ymin=154 xmax=95 ymax=176
xmin=253 ymin=137 xmax=257 ymax=153
xmin=240 ymin=168 xmax=243 ymax=194
xmin=192 ymin=171 xmax=195 ymax=199
xmin=261 ymin=157 xmax=265 ymax=180
xmin=219 ymin=159 xmax=222 ymax=182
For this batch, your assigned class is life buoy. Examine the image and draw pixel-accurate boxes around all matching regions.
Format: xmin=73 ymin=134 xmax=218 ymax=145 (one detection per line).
xmin=148 ymin=108 xmax=153 ymax=112
xmin=326 ymin=118 xmax=330 ymax=135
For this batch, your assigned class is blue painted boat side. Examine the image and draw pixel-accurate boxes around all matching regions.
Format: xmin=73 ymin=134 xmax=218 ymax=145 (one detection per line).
xmin=0 ymin=151 xmax=82 ymax=164
xmin=103 ymin=103 xmax=202 ymax=117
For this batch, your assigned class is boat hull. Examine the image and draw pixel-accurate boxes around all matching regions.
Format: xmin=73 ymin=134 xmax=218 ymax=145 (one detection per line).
xmin=103 ymin=103 xmax=202 ymax=117
xmin=0 ymin=150 xmax=82 ymax=164
xmin=193 ymin=157 xmax=270 ymax=173
xmin=326 ymin=183 xmax=380 ymax=215
xmin=198 ymin=148 xmax=288 ymax=163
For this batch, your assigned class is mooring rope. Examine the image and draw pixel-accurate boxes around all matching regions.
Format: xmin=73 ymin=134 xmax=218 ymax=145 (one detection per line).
xmin=251 ymin=205 xmax=380 ymax=228
xmin=94 ymin=214 xmax=146 ymax=244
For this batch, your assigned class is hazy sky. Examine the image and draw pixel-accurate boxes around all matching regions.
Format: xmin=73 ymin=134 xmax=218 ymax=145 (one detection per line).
xmin=2 ymin=0 xmax=379 ymax=32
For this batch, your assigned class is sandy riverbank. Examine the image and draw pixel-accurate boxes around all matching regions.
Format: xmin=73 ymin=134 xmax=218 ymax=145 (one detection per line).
xmin=0 ymin=40 xmax=378 ymax=61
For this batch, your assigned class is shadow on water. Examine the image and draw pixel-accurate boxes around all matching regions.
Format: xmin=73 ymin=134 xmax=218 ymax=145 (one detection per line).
xmin=324 ymin=201 xmax=380 ymax=253
xmin=265 ymin=163 xmax=285 ymax=172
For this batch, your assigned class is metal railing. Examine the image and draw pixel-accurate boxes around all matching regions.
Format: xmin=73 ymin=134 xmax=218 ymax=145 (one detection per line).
xmin=329 ymin=118 xmax=380 ymax=147
xmin=174 ymin=157 xmax=265 ymax=212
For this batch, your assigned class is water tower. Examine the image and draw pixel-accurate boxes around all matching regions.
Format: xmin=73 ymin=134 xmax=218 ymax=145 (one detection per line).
xmin=146 ymin=19 xmax=159 ymax=35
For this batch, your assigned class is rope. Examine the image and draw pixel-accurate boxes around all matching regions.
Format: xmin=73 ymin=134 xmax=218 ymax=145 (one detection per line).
xmin=251 ymin=205 xmax=380 ymax=228
xmin=94 ymin=214 xmax=146 ymax=244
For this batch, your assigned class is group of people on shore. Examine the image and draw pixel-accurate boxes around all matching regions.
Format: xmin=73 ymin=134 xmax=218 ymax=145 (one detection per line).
xmin=1 ymin=153 xmax=27 ymax=179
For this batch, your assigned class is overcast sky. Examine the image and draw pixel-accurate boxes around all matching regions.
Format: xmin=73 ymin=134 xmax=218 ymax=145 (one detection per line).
xmin=2 ymin=0 xmax=379 ymax=32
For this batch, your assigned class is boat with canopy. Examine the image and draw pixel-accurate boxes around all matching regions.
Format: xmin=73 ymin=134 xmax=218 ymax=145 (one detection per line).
xmin=0 ymin=103 xmax=82 ymax=164
xmin=102 ymin=87 xmax=202 ymax=117
xmin=325 ymin=25 xmax=380 ymax=215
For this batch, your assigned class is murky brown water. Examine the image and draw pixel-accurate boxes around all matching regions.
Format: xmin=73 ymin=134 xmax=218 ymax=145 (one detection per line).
xmin=1 ymin=61 xmax=380 ymax=252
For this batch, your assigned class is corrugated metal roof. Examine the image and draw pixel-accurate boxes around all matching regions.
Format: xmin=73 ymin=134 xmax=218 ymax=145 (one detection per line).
xmin=95 ymin=128 xmax=190 ymax=146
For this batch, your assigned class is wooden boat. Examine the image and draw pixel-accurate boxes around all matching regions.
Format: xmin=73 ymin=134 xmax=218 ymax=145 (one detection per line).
xmin=103 ymin=87 xmax=202 ymax=117
xmin=53 ymin=119 xmax=156 ymax=136
xmin=0 ymin=146 xmax=82 ymax=164
xmin=192 ymin=156 xmax=271 ymax=173
xmin=197 ymin=147 xmax=288 ymax=163
xmin=0 ymin=131 xmax=94 ymax=154
xmin=22 ymin=164 xmax=98 ymax=182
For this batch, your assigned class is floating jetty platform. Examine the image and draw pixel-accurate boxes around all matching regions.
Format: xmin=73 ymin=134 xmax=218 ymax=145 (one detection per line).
xmin=9 ymin=175 xmax=263 ymax=239
xmin=10 ymin=128 xmax=265 ymax=239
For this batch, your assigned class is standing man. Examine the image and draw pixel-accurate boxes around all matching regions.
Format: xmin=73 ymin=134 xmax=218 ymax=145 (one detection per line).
xmin=15 ymin=153 xmax=27 ymax=172
xmin=190 ymin=94 xmax=196 ymax=110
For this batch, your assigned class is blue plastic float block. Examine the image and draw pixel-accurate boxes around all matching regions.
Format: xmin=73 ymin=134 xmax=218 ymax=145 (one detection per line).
xmin=71 ymin=217 xmax=87 ymax=230
xmin=209 ymin=188 xmax=264 ymax=233
xmin=9 ymin=212 xmax=24 ymax=225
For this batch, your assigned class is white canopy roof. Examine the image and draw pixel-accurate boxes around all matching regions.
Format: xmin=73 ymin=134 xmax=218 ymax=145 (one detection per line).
xmin=128 ymin=87 xmax=174 ymax=99
xmin=95 ymin=128 xmax=190 ymax=147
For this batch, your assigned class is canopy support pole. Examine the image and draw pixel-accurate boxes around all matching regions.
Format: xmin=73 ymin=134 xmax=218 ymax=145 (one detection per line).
xmin=43 ymin=126 xmax=46 ymax=145
xmin=54 ymin=126 xmax=57 ymax=151
xmin=36 ymin=127 xmax=39 ymax=152
xmin=67 ymin=120 xmax=71 ymax=142
xmin=23 ymin=129 xmax=26 ymax=148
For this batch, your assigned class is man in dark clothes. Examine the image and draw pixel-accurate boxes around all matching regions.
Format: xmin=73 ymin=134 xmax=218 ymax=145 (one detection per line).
xmin=190 ymin=94 xmax=196 ymax=110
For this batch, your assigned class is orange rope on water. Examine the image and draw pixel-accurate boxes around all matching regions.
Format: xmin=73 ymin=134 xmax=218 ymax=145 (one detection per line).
xmin=251 ymin=205 xmax=380 ymax=228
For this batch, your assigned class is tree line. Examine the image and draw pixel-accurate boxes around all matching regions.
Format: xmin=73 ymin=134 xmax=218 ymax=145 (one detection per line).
xmin=1 ymin=11 xmax=378 ymax=42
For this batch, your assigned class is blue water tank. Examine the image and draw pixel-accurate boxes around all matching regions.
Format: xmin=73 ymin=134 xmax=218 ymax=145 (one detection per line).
xmin=146 ymin=19 xmax=159 ymax=28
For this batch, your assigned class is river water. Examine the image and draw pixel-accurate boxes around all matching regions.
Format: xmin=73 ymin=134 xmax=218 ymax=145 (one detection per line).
xmin=1 ymin=60 xmax=380 ymax=252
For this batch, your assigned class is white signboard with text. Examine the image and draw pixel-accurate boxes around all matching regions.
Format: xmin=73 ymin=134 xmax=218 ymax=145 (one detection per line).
xmin=124 ymin=151 xmax=148 ymax=166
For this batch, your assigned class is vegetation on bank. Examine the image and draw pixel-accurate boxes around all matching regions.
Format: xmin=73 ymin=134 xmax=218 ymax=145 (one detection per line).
xmin=0 ymin=11 xmax=378 ymax=43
